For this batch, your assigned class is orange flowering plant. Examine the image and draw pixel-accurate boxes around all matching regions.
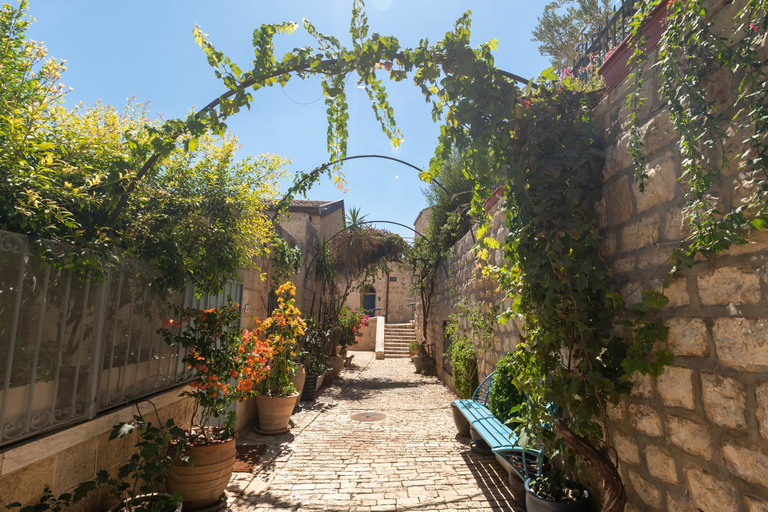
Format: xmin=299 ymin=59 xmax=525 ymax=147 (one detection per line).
xmin=159 ymin=300 xmax=270 ymax=443
xmin=257 ymin=282 xmax=306 ymax=397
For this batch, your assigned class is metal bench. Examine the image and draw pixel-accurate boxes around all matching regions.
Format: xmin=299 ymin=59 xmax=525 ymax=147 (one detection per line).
xmin=452 ymin=372 xmax=546 ymax=482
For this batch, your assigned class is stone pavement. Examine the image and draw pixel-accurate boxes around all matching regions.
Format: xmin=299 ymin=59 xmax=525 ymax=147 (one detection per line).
xmin=227 ymin=351 xmax=524 ymax=511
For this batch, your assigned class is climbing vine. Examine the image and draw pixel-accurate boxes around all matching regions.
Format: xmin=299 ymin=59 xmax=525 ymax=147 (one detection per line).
xmin=270 ymin=235 xmax=302 ymax=286
xmin=629 ymin=0 xmax=768 ymax=266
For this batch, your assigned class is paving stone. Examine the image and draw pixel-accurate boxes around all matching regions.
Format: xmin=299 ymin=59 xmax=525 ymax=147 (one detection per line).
xmin=228 ymin=352 xmax=523 ymax=511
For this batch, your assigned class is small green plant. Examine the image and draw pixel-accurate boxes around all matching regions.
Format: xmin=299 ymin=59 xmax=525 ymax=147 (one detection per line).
xmin=445 ymin=319 xmax=478 ymax=400
xmin=445 ymin=299 xmax=496 ymax=398
xmin=409 ymin=340 xmax=420 ymax=353
xmin=528 ymin=470 xmax=586 ymax=502
xmin=487 ymin=353 xmax=525 ymax=425
xmin=7 ymin=414 xmax=189 ymax=512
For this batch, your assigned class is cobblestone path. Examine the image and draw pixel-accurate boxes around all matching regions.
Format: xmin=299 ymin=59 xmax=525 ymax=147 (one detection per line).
xmin=228 ymin=352 xmax=524 ymax=511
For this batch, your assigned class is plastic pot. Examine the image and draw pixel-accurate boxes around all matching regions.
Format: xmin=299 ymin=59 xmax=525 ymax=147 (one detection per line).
xmin=524 ymin=478 xmax=589 ymax=512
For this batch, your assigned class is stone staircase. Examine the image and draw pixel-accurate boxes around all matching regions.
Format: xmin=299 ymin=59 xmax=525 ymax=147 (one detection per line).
xmin=383 ymin=322 xmax=416 ymax=358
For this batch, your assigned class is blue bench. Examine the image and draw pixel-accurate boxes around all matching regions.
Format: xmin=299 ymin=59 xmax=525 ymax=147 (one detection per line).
xmin=452 ymin=372 xmax=546 ymax=482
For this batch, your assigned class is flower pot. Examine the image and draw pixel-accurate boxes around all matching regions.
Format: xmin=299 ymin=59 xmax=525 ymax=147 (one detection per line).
xmin=165 ymin=433 xmax=236 ymax=510
xmin=322 ymin=368 xmax=333 ymax=386
xmin=330 ymin=355 xmax=344 ymax=378
xmin=450 ymin=402 xmax=471 ymax=437
xmin=302 ymin=374 xmax=319 ymax=401
xmin=598 ymin=0 xmax=668 ymax=92
xmin=107 ymin=493 xmax=183 ymax=512
xmin=524 ymin=478 xmax=589 ymax=512
xmin=412 ymin=355 xmax=424 ymax=374
xmin=255 ymin=393 xmax=299 ymax=434
xmin=293 ymin=364 xmax=306 ymax=408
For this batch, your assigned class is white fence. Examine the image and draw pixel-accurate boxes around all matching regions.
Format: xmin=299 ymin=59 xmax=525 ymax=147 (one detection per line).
xmin=0 ymin=230 xmax=242 ymax=447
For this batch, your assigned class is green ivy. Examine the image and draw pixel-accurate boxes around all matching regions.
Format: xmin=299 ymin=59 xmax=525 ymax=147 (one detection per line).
xmin=629 ymin=0 xmax=768 ymax=266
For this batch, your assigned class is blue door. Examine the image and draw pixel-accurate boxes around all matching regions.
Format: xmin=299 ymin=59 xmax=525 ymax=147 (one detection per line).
xmin=363 ymin=289 xmax=376 ymax=315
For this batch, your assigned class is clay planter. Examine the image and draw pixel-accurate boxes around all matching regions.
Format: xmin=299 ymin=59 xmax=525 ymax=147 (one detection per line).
xmin=598 ymin=0 xmax=668 ymax=92
xmin=165 ymin=434 xmax=236 ymax=510
xmin=450 ymin=402 xmax=471 ymax=437
xmin=255 ymin=393 xmax=299 ymax=434
xmin=330 ymin=355 xmax=344 ymax=379
xmin=293 ymin=364 xmax=306 ymax=408
xmin=524 ymin=478 xmax=589 ymax=512
xmin=412 ymin=355 xmax=424 ymax=374
xmin=107 ymin=493 xmax=182 ymax=512
xmin=322 ymin=368 xmax=333 ymax=386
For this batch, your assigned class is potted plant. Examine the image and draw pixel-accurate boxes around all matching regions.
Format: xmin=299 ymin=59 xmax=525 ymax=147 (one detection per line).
xmin=254 ymin=281 xmax=305 ymax=434
xmin=409 ymin=339 xmax=421 ymax=361
xmin=297 ymin=320 xmax=329 ymax=401
xmin=158 ymin=301 xmax=270 ymax=509
xmin=7 ymin=413 xmax=188 ymax=512
xmin=525 ymin=470 xmax=589 ymax=512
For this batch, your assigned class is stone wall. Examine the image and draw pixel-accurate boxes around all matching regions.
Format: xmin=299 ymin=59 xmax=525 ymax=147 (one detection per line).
xmin=592 ymin=1 xmax=768 ymax=507
xmin=415 ymin=206 xmax=521 ymax=396
xmin=0 ymin=387 xmax=196 ymax=510
xmin=418 ymin=1 xmax=768 ymax=508
xmin=345 ymin=264 xmax=418 ymax=325
xmin=353 ymin=316 xmax=379 ymax=352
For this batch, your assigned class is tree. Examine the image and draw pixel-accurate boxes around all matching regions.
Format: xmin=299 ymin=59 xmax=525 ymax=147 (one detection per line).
xmin=408 ymin=150 xmax=479 ymax=340
xmin=531 ymin=0 xmax=613 ymax=71
xmin=0 ymin=1 xmax=288 ymax=293
xmin=343 ymin=206 xmax=368 ymax=231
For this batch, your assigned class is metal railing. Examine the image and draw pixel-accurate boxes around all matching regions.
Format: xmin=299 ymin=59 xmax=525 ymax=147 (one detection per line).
xmin=572 ymin=0 xmax=638 ymax=80
xmin=0 ymin=230 xmax=242 ymax=447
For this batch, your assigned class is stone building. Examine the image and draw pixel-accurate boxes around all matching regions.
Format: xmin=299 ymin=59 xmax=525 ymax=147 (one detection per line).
xmin=348 ymin=264 xmax=417 ymax=325
xmin=240 ymin=199 xmax=345 ymax=330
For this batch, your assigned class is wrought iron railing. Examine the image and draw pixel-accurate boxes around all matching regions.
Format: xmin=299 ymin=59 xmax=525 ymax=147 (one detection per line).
xmin=0 ymin=230 xmax=242 ymax=447
xmin=571 ymin=0 xmax=638 ymax=80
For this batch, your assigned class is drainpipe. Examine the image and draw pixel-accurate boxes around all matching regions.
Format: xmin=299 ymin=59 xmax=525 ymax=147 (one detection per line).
xmin=384 ymin=270 xmax=390 ymax=323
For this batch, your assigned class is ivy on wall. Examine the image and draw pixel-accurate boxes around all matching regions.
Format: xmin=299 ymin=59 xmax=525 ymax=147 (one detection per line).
xmin=629 ymin=0 xmax=768 ymax=268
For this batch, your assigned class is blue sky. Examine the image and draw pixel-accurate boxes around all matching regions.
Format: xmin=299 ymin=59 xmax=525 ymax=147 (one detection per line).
xmin=27 ymin=1 xmax=551 ymax=240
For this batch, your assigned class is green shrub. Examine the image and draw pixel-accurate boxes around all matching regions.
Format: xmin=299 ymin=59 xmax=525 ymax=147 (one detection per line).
xmin=488 ymin=353 xmax=525 ymax=424
xmin=445 ymin=319 xmax=477 ymax=399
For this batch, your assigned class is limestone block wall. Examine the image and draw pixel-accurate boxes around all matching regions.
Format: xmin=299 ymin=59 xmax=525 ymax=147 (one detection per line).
xmin=415 ymin=206 xmax=522 ymax=396
xmin=417 ymin=1 xmax=768 ymax=508
xmin=353 ymin=316 xmax=378 ymax=352
xmin=0 ymin=387 xmax=195 ymax=511
xmin=345 ymin=264 xmax=418 ymax=324
xmin=591 ymin=4 xmax=768 ymax=507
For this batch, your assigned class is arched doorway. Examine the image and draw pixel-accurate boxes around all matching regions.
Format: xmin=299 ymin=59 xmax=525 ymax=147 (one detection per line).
xmin=362 ymin=286 xmax=376 ymax=316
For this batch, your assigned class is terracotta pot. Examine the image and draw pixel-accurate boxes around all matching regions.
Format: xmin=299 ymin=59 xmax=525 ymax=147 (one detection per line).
xmin=106 ymin=493 xmax=182 ymax=512
xmin=330 ymin=355 xmax=344 ymax=378
xmin=598 ymin=0 xmax=668 ymax=92
xmin=322 ymin=368 xmax=333 ymax=386
xmin=412 ymin=355 xmax=424 ymax=374
xmin=450 ymin=402 xmax=471 ymax=437
xmin=293 ymin=364 xmax=306 ymax=408
xmin=256 ymin=393 xmax=299 ymax=433
xmin=165 ymin=433 xmax=236 ymax=510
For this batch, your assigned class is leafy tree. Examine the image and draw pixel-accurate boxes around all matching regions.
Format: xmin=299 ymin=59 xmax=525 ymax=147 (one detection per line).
xmin=0 ymin=2 xmax=288 ymax=293
xmin=325 ymin=226 xmax=405 ymax=322
xmin=408 ymin=150 xmax=479 ymax=341
xmin=531 ymin=0 xmax=613 ymax=71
